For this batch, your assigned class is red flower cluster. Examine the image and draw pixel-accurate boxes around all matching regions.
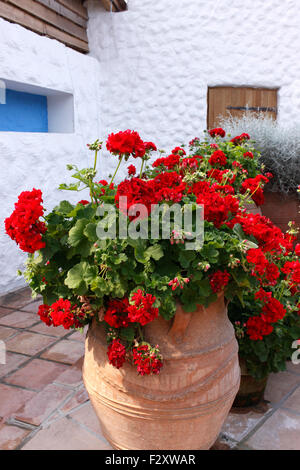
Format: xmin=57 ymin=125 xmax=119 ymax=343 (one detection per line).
xmin=171 ymin=146 xmax=186 ymax=155
xmin=209 ymin=270 xmax=230 ymax=293
xmin=78 ymin=200 xmax=89 ymax=205
xmin=144 ymin=141 xmax=157 ymax=151
xmin=106 ymin=130 xmax=146 ymax=158
xmin=153 ymin=171 xmax=186 ymax=203
xmin=208 ymin=150 xmax=227 ymax=167
xmin=132 ymin=344 xmax=163 ymax=375
xmin=38 ymin=304 xmax=52 ymax=326
xmin=241 ymin=175 xmax=269 ymax=206
xmin=38 ymin=299 xmax=83 ymax=330
xmin=246 ymin=295 xmax=286 ymax=340
xmin=261 ymin=298 xmax=286 ymax=323
xmin=246 ymin=316 xmax=274 ymax=340
xmin=233 ymin=213 xmax=290 ymax=254
xmin=127 ymin=164 xmax=136 ymax=176
xmin=115 ymin=177 xmax=157 ymax=219
xmin=207 ymin=168 xmax=236 ymax=185
xmin=243 ymin=151 xmax=254 ymax=159
xmin=196 ymin=188 xmax=239 ymax=228
xmin=208 ymin=128 xmax=226 ymax=138
xmin=180 ymin=156 xmax=202 ymax=170
xmin=107 ymin=339 xmax=126 ymax=369
xmin=5 ymin=189 xmax=46 ymax=253
xmin=128 ymin=290 xmax=158 ymax=326
xmin=282 ymin=261 xmax=300 ymax=289
xmin=152 ymin=154 xmax=180 ymax=169
xmin=104 ymin=298 xmax=130 ymax=328
xmin=189 ymin=137 xmax=200 ymax=146
xmin=230 ymin=133 xmax=250 ymax=145
xmin=246 ymin=249 xmax=281 ymax=286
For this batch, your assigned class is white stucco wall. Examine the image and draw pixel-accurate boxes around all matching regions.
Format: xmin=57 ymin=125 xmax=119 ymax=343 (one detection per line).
xmin=87 ymin=0 xmax=300 ymax=154
xmin=0 ymin=18 xmax=101 ymax=294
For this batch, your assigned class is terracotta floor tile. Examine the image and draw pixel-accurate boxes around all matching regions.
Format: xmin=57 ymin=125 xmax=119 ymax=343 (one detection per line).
xmin=14 ymin=383 xmax=72 ymax=426
xmin=245 ymin=409 xmax=300 ymax=450
xmin=68 ymin=327 xmax=88 ymax=342
xmin=0 ymin=424 xmax=31 ymax=450
xmin=0 ymin=384 xmax=36 ymax=424
xmin=54 ymin=359 xmax=83 ymax=387
xmin=29 ymin=322 xmax=70 ymax=338
xmin=20 ymin=300 xmax=43 ymax=313
xmin=22 ymin=416 xmax=112 ymax=450
xmin=5 ymin=332 xmax=56 ymax=356
xmin=61 ymin=387 xmax=89 ymax=413
xmin=221 ymin=409 xmax=266 ymax=442
xmin=0 ymin=288 xmax=33 ymax=309
xmin=0 ymin=326 xmax=19 ymax=341
xmin=41 ymin=340 xmax=85 ymax=365
xmin=5 ymin=359 xmax=69 ymax=391
xmin=282 ymin=385 xmax=300 ymax=411
xmin=265 ymin=371 xmax=300 ymax=405
xmin=286 ymin=361 xmax=300 ymax=375
xmin=69 ymin=402 xmax=102 ymax=436
xmin=0 ymin=311 xmax=39 ymax=329
xmin=0 ymin=352 xmax=28 ymax=379
xmin=0 ymin=307 xmax=15 ymax=318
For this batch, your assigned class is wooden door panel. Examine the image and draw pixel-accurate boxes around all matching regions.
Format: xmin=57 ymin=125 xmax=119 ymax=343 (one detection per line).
xmin=207 ymin=87 xmax=277 ymax=128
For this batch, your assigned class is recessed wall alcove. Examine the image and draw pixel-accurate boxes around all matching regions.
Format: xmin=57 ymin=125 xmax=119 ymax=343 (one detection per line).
xmin=0 ymin=79 xmax=74 ymax=133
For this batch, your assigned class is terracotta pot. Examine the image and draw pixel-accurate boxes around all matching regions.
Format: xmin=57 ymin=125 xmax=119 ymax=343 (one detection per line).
xmin=261 ymin=191 xmax=300 ymax=241
xmin=82 ymin=293 xmax=240 ymax=450
xmin=245 ymin=202 xmax=262 ymax=216
xmin=233 ymin=358 xmax=268 ymax=408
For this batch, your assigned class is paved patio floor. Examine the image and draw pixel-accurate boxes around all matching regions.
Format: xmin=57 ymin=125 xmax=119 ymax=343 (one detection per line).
xmin=0 ymin=287 xmax=300 ymax=450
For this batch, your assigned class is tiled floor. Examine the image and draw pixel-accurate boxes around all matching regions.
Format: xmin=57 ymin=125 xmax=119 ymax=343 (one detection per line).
xmin=0 ymin=287 xmax=300 ymax=450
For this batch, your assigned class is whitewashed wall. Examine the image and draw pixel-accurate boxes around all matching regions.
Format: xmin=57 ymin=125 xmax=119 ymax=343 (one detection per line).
xmin=0 ymin=18 xmax=101 ymax=294
xmin=87 ymin=0 xmax=300 ymax=164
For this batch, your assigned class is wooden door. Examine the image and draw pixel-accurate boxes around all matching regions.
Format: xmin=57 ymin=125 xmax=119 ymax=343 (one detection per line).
xmin=207 ymin=87 xmax=278 ymax=128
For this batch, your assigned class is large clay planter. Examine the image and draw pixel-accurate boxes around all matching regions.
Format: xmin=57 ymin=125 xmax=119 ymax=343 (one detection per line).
xmin=261 ymin=191 xmax=300 ymax=241
xmin=83 ymin=293 xmax=240 ymax=450
xmin=233 ymin=358 xmax=268 ymax=408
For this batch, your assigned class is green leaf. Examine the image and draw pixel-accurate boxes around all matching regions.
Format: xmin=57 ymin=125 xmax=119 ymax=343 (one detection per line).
xmin=83 ymin=223 xmax=98 ymax=243
xmin=54 ymin=200 xmax=74 ymax=216
xmin=178 ymin=250 xmax=196 ymax=268
xmin=68 ymin=219 xmax=88 ymax=247
xmin=65 ymin=262 xmax=87 ymax=289
xmin=145 ymin=244 xmax=164 ymax=261
xmin=113 ymin=253 xmax=128 ymax=264
xmin=119 ymin=327 xmax=135 ymax=342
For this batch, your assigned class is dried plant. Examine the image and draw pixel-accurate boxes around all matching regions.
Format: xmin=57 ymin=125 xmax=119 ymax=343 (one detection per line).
xmin=218 ymin=113 xmax=300 ymax=195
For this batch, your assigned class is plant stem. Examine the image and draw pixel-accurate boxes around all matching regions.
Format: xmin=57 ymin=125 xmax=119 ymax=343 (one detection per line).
xmin=93 ymin=150 xmax=98 ymax=172
xmin=137 ymin=324 xmax=144 ymax=341
xmin=109 ymin=155 xmax=123 ymax=187
xmin=139 ymin=158 xmax=145 ymax=178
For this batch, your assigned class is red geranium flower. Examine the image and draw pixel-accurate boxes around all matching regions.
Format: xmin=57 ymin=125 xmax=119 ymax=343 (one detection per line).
xmin=5 ymin=188 xmax=46 ymax=253
xmin=128 ymin=289 xmax=158 ymax=326
xmin=106 ymin=130 xmax=146 ymax=158
xmin=127 ymin=164 xmax=136 ymax=176
xmin=107 ymin=339 xmax=126 ymax=369
xmin=209 ymin=270 xmax=230 ymax=293
xmin=208 ymin=150 xmax=227 ymax=167
xmin=208 ymin=128 xmax=226 ymax=138
xmin=132 ymin=344 xmax=163 ymax=375
xmin=104 ymin=298 xmax=130 ymax=328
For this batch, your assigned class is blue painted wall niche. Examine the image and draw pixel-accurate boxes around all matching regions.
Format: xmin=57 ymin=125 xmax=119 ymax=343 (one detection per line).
xmin=0 ymin=88 xmax=48 ymax=132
